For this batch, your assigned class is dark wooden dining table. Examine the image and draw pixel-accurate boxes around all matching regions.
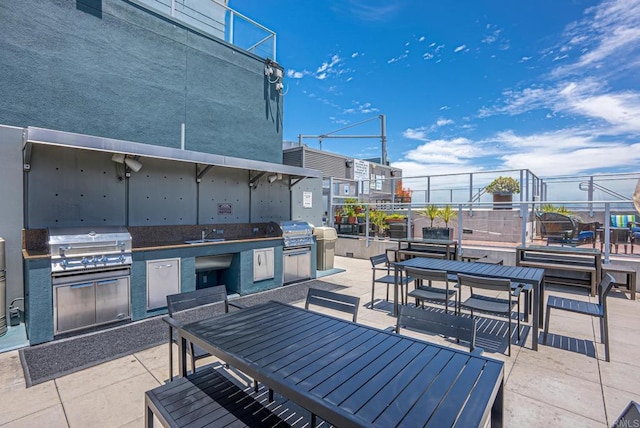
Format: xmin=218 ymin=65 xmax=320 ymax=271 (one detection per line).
xmin=177 ymin=301 xmax=505 ymax=427
xmin=393 ymin=258 xmax=546 ymax=351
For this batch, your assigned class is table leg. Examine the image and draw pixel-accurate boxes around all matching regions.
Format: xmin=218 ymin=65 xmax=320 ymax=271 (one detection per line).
xmin=532 ymin=279 xmax=544 ymax=351
xmin=178 ymin=332 xmax=187 ymax=377
xmin=393 ymin=264 xmax=399 ymax=317
xmin=490 ymin=380 xmax=504 ymax=428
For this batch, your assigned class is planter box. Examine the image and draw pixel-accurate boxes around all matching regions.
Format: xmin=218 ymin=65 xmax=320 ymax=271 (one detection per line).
xmin=492 ymin=193 xmax=513 ymax=210
xmin=422 ymin=227 xmax=453 ymax=240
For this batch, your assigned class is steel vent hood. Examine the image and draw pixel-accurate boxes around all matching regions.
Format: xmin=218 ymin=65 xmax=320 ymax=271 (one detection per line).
xmin=22 ymin=127 xmax=322 ymax=180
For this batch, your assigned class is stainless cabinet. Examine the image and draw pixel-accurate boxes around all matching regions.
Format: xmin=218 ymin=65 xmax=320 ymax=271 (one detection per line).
xmin=55 ymin=280 xmax=96 ymax=334
xmin=283 ymin=248 xmax=311 ymax=284
xmin=96 ymin=277 xmax=130 ymax=324
xmin=253 ymin=248 xmax=274 ymax=282
xmin=147 ymin=258 xmax=181 ymax=310
xmin=53 ymin=269 xmax=131 ymax=335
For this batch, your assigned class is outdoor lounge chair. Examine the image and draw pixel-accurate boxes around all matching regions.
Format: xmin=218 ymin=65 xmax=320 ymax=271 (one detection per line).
xmin=536 ymin=211 xmax=595 ymax=246
xmin=609 ymin=214 xmax=640 ymax=254
xmin=543 ymin=273 xmax=615 ymax=361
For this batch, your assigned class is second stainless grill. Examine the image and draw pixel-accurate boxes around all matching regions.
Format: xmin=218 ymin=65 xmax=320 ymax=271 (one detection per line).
xmin=278 ymin=221 xmax=314 ymax=284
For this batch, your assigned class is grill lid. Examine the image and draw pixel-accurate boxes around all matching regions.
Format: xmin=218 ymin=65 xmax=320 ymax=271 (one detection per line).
xmin=49 ymin=226 xmax=132 ymax=272
xmin=279 ymin=221 xmax=314 ymax=247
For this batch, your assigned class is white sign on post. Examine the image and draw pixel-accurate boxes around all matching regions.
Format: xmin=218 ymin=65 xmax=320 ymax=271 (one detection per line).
xmin=353 ymin=159 xmax=370 ymax=181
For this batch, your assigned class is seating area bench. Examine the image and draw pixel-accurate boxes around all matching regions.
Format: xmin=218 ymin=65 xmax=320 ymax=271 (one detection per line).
xmin=145 ymin=366 xmax=291 ymax=427
xmin=516 ymin=245 xmax=601 ymax=296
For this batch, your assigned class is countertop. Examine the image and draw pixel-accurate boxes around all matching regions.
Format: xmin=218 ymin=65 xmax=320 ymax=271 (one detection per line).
xmin=22 ymin=223 xmax=283 ymax=260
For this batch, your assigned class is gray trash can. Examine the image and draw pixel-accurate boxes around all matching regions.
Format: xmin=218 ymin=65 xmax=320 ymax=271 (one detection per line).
xmin=313 ymin=227 xmax=338 ymax=271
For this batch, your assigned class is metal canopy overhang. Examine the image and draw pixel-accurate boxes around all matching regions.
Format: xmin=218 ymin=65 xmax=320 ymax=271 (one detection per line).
xmin=23 ymin=127 xmax=322 ymax=179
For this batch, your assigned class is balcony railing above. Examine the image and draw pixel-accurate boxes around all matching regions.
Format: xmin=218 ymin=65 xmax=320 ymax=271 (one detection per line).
xmin=133 ymin=0 xmax=277 ymax=60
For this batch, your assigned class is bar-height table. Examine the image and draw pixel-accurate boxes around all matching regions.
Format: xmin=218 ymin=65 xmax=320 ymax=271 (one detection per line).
xmin=393 ymin=258 xmax=546 ymax=351
xmin=178 ymin=301 xmax=505 ymax=427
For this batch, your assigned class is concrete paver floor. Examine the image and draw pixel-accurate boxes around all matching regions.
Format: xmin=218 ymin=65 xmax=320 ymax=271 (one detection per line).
xmin=1 ymin=255 xmax=639 ymax=427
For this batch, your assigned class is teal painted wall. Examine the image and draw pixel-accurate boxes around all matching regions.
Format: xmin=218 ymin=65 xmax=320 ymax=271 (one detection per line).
xmin=24 ymin=259 xmax=54 ymax=345
xmin=0 ymin=0 xmax=283 ymax=163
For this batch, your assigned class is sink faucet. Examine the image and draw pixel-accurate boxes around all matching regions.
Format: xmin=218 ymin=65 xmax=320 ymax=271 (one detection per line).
xmin=201 ymin=228 xmax=216 ymax=240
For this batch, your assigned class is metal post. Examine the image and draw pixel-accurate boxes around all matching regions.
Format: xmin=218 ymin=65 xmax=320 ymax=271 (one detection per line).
xmin=457 ymin=204 xmax=463 ymax=259
xmin=407 ymin=205 xmax=412 ymax=239
xmin=521 ymin=203 xmax=528 ymax=246
xmin=365 ymin=205 xmax=370 ymax=247
xmin=426 ymin=176 xmax=431 ymax=203
xmin=329 ymin=176 xmax=335 ymax=226
xmin=588 ymin=176 xmax=594 ymax=217
xmin=380 ymin=114 xmax=387 ymax=165
xmin=604 ymin=202 xmax=610 ymax=264
xmin=469 ymin=173 xmax=474 ymax=216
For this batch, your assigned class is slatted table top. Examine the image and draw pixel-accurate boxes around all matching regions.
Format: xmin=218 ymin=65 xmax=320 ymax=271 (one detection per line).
xmin=178 ymin=301 xmax=505 ymax=428
xmin=393 ymin=258 xmax=545 ymax=351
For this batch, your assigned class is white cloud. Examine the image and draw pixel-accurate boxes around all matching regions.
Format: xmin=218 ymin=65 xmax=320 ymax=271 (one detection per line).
xmin=287 ymin=69 xmax=306 ymax=79
xmin=423 ymin=52 xmax=434 ymax=60
xmin=419 ymin=36 xmax=425 ymax=42
xmin=317 ymin=54 xmax=341 ymax=74
xmin=351 ymin=52 xmax=360 ymax=58
xmin=388 ymin=50 xmax=409 ymax=64
xmin=520 ymin=56 xmax=532 ymax=62
xmin=454 ymin=44 xmax=467 ymax=53
xmin=436 ymin=118 xmax=454 ymax=127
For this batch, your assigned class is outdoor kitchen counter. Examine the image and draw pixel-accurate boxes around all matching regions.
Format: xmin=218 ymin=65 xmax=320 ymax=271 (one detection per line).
xmin=131 ymin=236 xmax=282 ymax=251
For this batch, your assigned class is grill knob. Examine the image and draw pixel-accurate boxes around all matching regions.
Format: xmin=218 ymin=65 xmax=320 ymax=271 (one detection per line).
xmin=81 ymin=257 xmax=89 ymax=265
xmin=118 ymin=255 xmax=125 ymax=263
xmin=101 ymin=256 xmax=109 ymax=263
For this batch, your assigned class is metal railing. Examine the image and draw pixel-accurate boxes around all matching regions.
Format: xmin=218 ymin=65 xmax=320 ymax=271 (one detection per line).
xmin=329 ymin=199 xmax=639 ymax=264
xmin=133 ymin=0 xmax=277 ymax=60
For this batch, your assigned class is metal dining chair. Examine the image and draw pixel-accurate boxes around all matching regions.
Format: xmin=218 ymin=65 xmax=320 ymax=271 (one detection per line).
xmin=543 ymin=273 xmax=615 ymax=361
xmin=457 ymin=273 xmax=522 ymax=356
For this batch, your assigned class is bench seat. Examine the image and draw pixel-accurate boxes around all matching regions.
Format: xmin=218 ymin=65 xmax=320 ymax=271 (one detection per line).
xmin=145 ymin=366 xmax=291 ymax=428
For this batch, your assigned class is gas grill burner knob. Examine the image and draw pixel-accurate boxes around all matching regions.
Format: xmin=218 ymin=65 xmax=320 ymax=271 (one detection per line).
xmin=60 ymin=260 xmax=68 ymax=269
xmin=101 ymin=256 xmax=109 ymax=263
xmin=118 ymin=255 xmax=126 ymax=263
xmin=81 ymin=257 xmax=90 ymax=265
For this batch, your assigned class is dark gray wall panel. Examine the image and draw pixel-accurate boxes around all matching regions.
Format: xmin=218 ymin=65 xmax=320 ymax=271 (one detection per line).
xmin=291 ymin=178 xmax=323 ymax=226
xmin=128 ymin=158 xmax=197 ymax=225
xmin=250 ymin=179 xmax=290 ymax=222
xmin=0 ymin=0 xmax=282 ymax=163
xmin=27 ymin=145 xmax=126 ymax=228
xmin=305 ymin=151 xmax=348 ymax=178
xmin=198 ymin=167 xmax=250 ymax=223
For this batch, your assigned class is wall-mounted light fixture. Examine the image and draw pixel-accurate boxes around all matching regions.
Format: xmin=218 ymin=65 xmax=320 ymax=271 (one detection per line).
xmin=124 ymin=157 xmax=143 ymax=172
xmin=111 ymin=153 xmax=142 ymax=179
xmin=264 ymin=58 xmax=287 ymax=95
xmin=111 ymin=153 xmax=125 ymax=164
xmin=345 ymin=159 xmax=354 ymax=168
xmin=268 ymin=173 xmax=282 ymax=183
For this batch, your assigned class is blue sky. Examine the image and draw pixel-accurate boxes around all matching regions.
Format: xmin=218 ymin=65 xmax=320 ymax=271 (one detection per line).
xmin=229 ymin=0 xmax=640 ymax=178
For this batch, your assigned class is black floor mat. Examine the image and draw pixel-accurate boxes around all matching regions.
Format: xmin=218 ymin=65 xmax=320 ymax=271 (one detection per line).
xmin=19 ymin=279 xmax=344 ymax=387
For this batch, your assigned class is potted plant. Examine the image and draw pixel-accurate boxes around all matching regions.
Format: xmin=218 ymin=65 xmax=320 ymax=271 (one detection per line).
xmin=486 ymin=176 xmax=520 ymax=210
xmin=344 ymin=197 xmax=362 ymax=214
xmin=343 ymin=204 xmax=358 ymax=224
xmin=385 ymin=213 xmax=406 ymax=223
xmin=334 ymin=207 xmax=344 ymax=224
xmin=370 ymin=210 xmax=389 ymax=238
xmin=438 ymin=205 xmax=458 ymax=228
xmin=419 ymin=205 xmax=452 ymax=239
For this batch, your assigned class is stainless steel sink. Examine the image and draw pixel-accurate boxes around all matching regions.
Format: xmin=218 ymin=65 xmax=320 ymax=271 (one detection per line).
xmin=184 ymin=238 xmax=225 ymax=244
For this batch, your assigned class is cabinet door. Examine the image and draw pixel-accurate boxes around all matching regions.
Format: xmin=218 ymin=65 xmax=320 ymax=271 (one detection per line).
xmin=253 ymin=248 xmax=274 ymax=282
xmin=54 ymin=282 xmax=96 ymax=334
xmin=96 ymin=276 xmax=130 ymax=324
xmin=147 ymin=258 xmax=181 ymax=310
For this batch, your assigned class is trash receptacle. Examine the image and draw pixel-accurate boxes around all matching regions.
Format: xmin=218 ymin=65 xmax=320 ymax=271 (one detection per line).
xmin=313 ymin=227 xmax=338 ymax=271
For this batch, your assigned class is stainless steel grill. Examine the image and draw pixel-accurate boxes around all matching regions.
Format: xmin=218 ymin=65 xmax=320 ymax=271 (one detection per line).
xmin=278 ymin=221 xmax=314 ymax=284
xmin=49 ymin=227 xmax=132 ymax=274
xmin=48 ymin=227 xmax=132 ymax=335
xmin=279 ymin=221 xmax=315 ymax=248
